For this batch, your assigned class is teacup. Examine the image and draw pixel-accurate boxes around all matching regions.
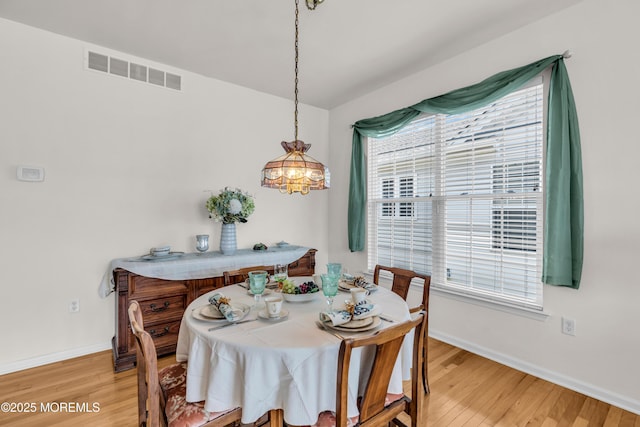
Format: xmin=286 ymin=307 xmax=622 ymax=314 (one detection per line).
xmin=350 ymin=287 xmax=368 ymax=304
xmin=264 ymin=296 xmax=283 ymax=318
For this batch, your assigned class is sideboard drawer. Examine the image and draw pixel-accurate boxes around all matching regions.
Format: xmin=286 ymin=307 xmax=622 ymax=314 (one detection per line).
xmin=138 ymin=295 xmax=186 ymax=323
xmin=129 ymin=275 xmax=188 ymax=300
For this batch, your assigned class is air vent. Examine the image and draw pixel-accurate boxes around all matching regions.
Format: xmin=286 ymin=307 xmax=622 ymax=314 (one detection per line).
xmin=86 ymin=50 xmax=182 ymax=91
xmin=148 ymin=68 xmax=165 ymax=86
xmin=166 ymin=72 xmax=181 ymax=90
xmin=129 ymin=63 xmax=147 ymax=82
xmin=110 ymin=57 xmax=128 ymax=77
xmin=88 ymin=52 xmax=108 ymax=72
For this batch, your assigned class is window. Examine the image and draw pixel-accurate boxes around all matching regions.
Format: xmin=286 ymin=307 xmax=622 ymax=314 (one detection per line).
xmin=381 ymin=179 xmax=395 ymax=217
xmin=380 ymin=176 xmax=415 ymax=218
xmin=368 ymin=80 xmax=544 ymax=310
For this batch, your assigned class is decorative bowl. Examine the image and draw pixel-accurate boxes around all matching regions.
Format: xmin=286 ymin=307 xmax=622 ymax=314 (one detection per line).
xmin=151 ymin=246 xmax=171 ymax=257
xmin=282 ymin=292 xmax=318 ymax=303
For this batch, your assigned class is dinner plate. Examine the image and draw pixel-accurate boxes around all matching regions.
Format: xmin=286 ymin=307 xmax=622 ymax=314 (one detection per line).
xmin=198 ymin=304 xmax=224 ymax=319
xmin=323 ymin=316 xmax=382 ymax=332
xmin=258 ymin=309 xmax=289 ymax=321
xmin=335 ymin=316 xmax=374 ymax=329
xmin=141 ymin=252 xmax=184 ymax=261
xmin=338 ymin=280 xmax=378 ymax=293
xmin=192 ymin=308 xmax=225 ymax=322
xmin=192 ymin=303 xmax=250 ymax=322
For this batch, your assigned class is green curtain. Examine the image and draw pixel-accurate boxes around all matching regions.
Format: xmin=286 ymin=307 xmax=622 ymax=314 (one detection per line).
xmin=349 ymin=54 xmax=583 ymax=288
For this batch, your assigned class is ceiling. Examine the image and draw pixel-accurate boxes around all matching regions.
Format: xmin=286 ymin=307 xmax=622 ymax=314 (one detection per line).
xmin=0 ymin=0 xmax=582 ymax=109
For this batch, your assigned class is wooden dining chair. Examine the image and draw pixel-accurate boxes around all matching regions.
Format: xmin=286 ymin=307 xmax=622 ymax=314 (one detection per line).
xmin=313 ymin=312 xmax=427 ymax=427
xmin=373 ymin=265 xmax=431 ymax=394
xmin=128 ymin=300 xmax=243 ymax=427
xmin=373 ymin=265 xmax=430 ymax=303
xmin=223 ymin=265 xmax=274 ymax=286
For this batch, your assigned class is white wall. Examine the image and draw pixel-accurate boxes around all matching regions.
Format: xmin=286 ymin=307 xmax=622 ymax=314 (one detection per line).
xmin=0 ymin=18 xmax=329 ymax=370
xmin=328 ymin=0 xmax=640 ymax=414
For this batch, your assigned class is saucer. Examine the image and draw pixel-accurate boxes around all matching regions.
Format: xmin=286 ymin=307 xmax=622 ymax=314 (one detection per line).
xmin=323 ymin=316 xmax=381 ymax=332
xmin=141 ymin=252 xmax=184 ymax=261
xmin=258 ymin=309 xmax=289 ymax=321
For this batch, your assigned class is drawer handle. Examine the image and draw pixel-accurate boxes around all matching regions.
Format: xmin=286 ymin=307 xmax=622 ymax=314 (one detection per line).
xmin=149 ymin=326 xmax=170 ymax=338
xmin=149 ymin=301 xmax=170 ymax=312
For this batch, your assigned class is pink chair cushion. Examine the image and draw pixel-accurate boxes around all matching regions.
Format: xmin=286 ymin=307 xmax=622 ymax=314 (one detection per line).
xmin=311 ymin=393 xmax=405 ymax=427
xmin=159 ymin=363 xmax=237 ymax=427
xmin=312 ymin=411 xmax=359 ymax=427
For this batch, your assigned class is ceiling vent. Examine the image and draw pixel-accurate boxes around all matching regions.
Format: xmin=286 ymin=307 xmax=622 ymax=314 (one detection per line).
xmin=86 ymin=50 xmax=181 ymax=91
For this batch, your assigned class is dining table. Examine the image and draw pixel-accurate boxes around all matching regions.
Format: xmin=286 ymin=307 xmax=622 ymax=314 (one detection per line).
xmin=175 ymin=277 xmax=414 ymax=426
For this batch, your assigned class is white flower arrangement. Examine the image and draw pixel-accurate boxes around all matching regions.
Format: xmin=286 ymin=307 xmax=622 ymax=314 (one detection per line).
xmin=206 ymin=187 xmax=255 ymax=224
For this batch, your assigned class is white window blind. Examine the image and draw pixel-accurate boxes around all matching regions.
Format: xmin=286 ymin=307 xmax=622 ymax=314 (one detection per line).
xmin=368 ymin=80 xmax=544 ymax=310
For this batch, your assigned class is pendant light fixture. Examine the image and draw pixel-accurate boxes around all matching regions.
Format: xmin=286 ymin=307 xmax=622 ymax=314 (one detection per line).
xmin=261 ymin=0 xmax=329 ymax=195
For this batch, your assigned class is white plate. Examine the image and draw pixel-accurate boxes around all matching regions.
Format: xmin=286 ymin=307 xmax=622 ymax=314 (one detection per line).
xmin=198 ymin=304 xmax=224 ymax=319
xmin=332 ymin=316 xmax=374 ymax=329
xmin=141 ymin=252 xmax=184 ymax=261
xmin=323 ymin=316 xmax=382 ymax=332
xmin=282 ymin=292 xmax=319 ymax=303
xmin=338 ymin=280 xmax=378 ymax=293
xmin=258 ymin=309 xmax=289 ymax=321
xmin=192 ymin=303 xmax=250 ymax=322
xmin=192 ymin=308 xmax=225 ymax=322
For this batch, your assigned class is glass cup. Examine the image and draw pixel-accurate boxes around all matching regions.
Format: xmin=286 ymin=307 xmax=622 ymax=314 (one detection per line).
xmin=274 ymin=264 xmax=288 ymax=285
xmin=195 ymin=234 xmax=209 ymax=253
xmin=248 ymin=270 xmax=268 ymax=308
xmin=327 ymin=263 xmax=342 ymax=279
xmin=321 ymin=274 xmax=339 ymax=312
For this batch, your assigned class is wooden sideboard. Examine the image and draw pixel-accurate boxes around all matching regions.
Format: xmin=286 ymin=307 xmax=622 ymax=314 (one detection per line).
xmin=112 ymin=248 xmax=316 ymax=372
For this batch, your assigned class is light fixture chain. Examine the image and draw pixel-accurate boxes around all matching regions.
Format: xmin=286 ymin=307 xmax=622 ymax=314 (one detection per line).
xmin=294 ymin=0 xmax=299 ymax=142
xmin=260 ymin=0 xmax=328 ymax=194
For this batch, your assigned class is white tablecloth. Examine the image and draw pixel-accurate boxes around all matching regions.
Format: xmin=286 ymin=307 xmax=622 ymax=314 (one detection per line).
xmin=98 ymin=245 xmax=311 ymax=298
xmin=176 ymin=279 xmax=413 ymax=425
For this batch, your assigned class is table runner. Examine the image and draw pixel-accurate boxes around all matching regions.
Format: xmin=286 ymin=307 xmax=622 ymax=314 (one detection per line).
xmin=98 ymin=245 xmax=310 ymax=298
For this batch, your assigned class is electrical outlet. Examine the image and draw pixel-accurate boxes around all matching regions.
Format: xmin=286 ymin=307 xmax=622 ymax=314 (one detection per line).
xmin=69 ymin=299 xmax=80 ymax=313
xmin=561 ymin=317 xmax=576 ymax=336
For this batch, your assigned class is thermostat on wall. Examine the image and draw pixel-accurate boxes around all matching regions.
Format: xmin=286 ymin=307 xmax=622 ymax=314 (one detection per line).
xmin=17 ymin=166 xmax=45 ymax=182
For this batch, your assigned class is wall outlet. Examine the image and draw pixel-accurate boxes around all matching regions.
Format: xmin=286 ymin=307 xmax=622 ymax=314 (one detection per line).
xmin=561 ymin=317 xmax=576 ymax=336
xmin=69 ymin=299 xmax=80 ymax=313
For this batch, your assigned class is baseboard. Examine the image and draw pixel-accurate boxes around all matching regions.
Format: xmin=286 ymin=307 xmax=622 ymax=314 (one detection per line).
xmin=0 ymin=342 xmax=112 ymax=376
xmin=429 ymin=329 xmax=640 ymax=416
xmin=3 ymin=333 xmax=639 ymax=416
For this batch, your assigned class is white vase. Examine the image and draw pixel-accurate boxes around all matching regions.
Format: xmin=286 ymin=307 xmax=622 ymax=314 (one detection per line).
xmin=220 ymin=223 xmax=237 ymax=255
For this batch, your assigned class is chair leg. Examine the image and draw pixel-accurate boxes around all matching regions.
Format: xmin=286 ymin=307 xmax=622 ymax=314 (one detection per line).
xmin=269 ymin=409 xmax=284 ymax=427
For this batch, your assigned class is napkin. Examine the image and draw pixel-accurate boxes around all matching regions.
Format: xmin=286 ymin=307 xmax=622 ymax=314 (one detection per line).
xmin=208 ymin=293 xmax=244 ymax=322
xmin=319 ymin=300 xmax=380 ymax=326
xmin=340 ymin=275 xmax=377 ymax=292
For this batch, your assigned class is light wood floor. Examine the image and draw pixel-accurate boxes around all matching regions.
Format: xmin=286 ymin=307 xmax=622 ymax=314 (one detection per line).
xmin=0 ymin=338 xmax=637 ymax=426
